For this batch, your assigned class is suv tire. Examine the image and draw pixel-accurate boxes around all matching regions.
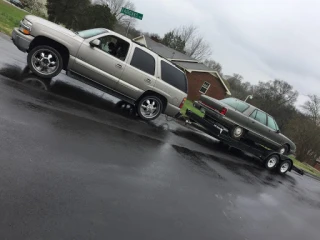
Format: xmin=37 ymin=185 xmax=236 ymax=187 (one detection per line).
xmin=137 ymin=95 xmax=163 ymax=121
xmin=27 ymin=45 xmax=63 ymax=79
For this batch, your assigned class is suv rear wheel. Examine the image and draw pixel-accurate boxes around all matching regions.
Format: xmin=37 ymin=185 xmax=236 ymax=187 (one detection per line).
xmin=137 ymin=95 xmax=163 ymax=121
xmin=27 ymin=45 xmax=63 ymax=79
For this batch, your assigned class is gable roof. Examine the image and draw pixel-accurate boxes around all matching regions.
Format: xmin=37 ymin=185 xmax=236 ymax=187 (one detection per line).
xmin=134 ymin=36 xmax=197 ymax=61
xmin=133 ymin=35 xmax=231 ymax=95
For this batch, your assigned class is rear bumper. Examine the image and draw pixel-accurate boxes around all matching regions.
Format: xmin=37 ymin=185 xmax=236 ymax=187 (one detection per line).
xmin=186 ymin=110 xmax=228 ymax=137
xmin=164 ymin=103 xmax=180 ymax=117
xmin=11 ymin=28 xmax=34 ymax=52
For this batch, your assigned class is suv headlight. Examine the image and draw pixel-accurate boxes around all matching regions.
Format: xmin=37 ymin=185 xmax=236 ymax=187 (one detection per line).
xmin=20 ymin=18 xmax=33 ymax=35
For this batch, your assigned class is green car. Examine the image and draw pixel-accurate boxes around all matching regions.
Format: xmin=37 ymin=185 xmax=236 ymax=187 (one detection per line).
xmin=194 ymin=96 xmax=296 ymax=155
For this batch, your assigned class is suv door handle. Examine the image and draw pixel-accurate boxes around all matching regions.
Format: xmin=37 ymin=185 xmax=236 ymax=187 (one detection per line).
xmin=144 ymin=78 xmax=151 ymax=83
xmin=115 ymin=64 xmax=122 ymax=68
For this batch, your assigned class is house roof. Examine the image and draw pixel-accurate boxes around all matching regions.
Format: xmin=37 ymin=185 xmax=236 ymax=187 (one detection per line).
xmin=134 ymin=36 xmax=197 ymax=61
xmin=133 ymin=35 xmax=231 ymax=95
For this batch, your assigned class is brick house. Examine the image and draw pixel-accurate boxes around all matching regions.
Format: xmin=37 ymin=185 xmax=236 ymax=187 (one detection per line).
xmin=133 ymin=35 xmax=231 ymax=101
xmin=314 ymin=160 xmax=320 ymax=171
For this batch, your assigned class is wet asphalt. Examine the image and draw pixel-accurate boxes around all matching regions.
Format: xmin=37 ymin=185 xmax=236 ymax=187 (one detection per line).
xmin=1 ymin=33 xmax=320 ymax=240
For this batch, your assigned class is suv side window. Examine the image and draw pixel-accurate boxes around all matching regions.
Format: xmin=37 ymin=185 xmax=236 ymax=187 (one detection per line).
xmin=161 ymin=61 xmax=188 ymax=93
xmin=130 ymin=48 xmax=155 ymax=75
xmin=97 ymin=35 xmax=130 ymax=61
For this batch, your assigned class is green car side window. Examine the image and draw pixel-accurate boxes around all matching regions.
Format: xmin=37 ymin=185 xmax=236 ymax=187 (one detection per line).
xmin=255 ymin=111 xmax=267 ymax=125
xmin=267 ymin=116 xmax=278 ymax=131
xmin=250 ymin=110 xmax=257 ymax=119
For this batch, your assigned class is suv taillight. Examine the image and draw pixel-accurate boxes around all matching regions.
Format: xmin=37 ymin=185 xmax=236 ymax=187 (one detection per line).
xmin=179 ymin=98 xmax=187 ymax=108
xmin=220 ymin=107 xmax=228 ymax=115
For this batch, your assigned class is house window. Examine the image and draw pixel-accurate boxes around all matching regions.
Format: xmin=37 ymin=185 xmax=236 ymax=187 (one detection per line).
xmin=199 ymin=81 xmax=211 ymax=94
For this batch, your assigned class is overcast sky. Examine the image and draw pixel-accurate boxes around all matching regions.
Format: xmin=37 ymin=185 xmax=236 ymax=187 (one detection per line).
xmin=133 ymin=0 xmax=320 ymax=105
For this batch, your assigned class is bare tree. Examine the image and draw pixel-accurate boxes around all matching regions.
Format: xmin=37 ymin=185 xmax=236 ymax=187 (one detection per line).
xmin=302 ymin=95 xmax=320 ymax=124
xmin=162 ymin=25 xmax=212 ymax=60
xmin=97 ymin=0 xmax=136 ymax=24
xmin=177 ymin=25 xmax=212 ymax=60
xmin=204 ymin=59 xmax=222 ymax=74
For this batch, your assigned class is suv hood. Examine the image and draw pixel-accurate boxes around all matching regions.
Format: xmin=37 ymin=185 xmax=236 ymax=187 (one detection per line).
xmin=25 ymin=15 xmax=76 ymax=37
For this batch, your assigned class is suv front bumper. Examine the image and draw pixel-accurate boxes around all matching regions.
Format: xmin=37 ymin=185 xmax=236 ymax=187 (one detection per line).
xmin=11 ymin=28 xmax=34 ymax=52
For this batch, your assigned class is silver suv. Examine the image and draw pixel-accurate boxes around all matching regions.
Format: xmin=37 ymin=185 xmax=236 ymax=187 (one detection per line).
xmin=12 ymin=15 xmax=188 ymax=120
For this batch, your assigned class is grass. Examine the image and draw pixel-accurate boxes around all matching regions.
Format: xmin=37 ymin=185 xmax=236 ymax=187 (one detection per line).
xmin=0 ymin=0 xmax=27 ymax=35
xmin=289 ymin=156 xmax=320 ymax=178
xmin=180 ymin=99 xmax=204 ymax=117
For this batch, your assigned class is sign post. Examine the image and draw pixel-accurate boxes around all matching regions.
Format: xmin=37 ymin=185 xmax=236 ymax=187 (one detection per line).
xmin=120 ymin=7 xmax=144 ymax=37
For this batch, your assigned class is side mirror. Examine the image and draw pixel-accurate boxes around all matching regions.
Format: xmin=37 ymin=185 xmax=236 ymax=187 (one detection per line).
xmin=276 ymin=129 xmax=281 ymax=134
xmin=90 ymin=39 xmax=101 ymax=48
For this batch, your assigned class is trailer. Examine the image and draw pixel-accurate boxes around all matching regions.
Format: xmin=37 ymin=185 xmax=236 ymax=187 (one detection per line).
xmin=185 ymin=110 xmax=303 ymax=175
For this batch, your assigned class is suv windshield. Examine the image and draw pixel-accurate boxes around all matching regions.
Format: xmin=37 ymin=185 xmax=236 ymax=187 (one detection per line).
xmin=77 ymin=29 xmax=108 ymax=39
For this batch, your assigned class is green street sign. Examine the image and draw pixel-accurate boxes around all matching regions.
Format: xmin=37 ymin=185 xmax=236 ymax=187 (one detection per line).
xmin=121 ymin=7 xmax=143 ymax=20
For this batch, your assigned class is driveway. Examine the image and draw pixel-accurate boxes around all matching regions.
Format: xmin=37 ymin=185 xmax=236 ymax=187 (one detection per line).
xmin=0 ymin=33 xmax=320 ymax=240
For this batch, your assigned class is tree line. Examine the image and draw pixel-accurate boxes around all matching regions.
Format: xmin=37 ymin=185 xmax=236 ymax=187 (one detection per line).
xmin=226 ymin=75 xmax=320 ymax=166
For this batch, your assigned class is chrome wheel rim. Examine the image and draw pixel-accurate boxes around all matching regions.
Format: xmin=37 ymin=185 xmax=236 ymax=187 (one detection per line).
xmin=22 ymin=78 xmax=48 ymax=91
xmin=267 ymin=157 xmax=277 ymax=168
xmin=234 ymin=127 xmax=243 ymax=137
xmin=280 ymin=163 xmax=289 ymax=173
xmin=31 ymin=49 xmax=59 ymax=75
xmin=279 ymin=148 xmax=286 ymax=155
xmin=140 ymin=98 xmax=161 ymax=119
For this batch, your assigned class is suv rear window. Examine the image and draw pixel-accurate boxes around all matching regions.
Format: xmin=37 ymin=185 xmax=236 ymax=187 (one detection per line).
xmin=220 ymin=98 xmax=249 ymax=112
xmin=161 ymin=61 xmax=188 ymax=93
xmin=130 ymin=48 xmax=155 ymax=75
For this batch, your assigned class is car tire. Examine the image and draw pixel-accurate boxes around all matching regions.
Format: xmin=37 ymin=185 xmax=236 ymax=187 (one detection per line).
xmin=27 ymin=45 xmax=63 ymax=79
xmin=230 ymin=126 xmax=244 ymax=140
xmin=278 ymin=144 xmax=289 ymax=155
xmin=264 ymin=154 xmax=279 ymax=170
xmin=278 ymin=160 xmax=292 ymax=174
xmin=137 ymin=95 xmax=163 ymax=121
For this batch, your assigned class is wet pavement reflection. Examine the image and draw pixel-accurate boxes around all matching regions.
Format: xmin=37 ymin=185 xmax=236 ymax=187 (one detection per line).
xmin=1 ymin=34 xmax=320 ymax=240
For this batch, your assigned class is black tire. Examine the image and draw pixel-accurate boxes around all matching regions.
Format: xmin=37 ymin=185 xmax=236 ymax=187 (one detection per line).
xmin=27 ymin=45 xmax=63 ymax=79
xmin=264 ymin=154 xmax=280 ymax=170
xmin=278 ymin=144 xmax=289 ymax=155
xmin=230 ymin=126 xmax=244 ymax=140
xmin=278 ymin=160 xmax=292 ymax=174
xmin=136 ymin=95 xmax=163 ymax=121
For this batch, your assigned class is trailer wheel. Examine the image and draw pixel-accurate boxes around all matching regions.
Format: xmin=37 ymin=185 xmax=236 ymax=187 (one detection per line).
xmin=264 ymin=154 xmax=279 ymax=170
xmin=278 ymin=160 xmax=292 ymax=174
xmin=230 ymin=126 xmax=244 ymax=140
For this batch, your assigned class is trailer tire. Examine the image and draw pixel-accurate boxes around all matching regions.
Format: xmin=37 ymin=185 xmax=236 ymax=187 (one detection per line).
xmin=264 ymin=154 xmax=279 ymax=170
xmin=278 ymin=160 xmax=292 ymax=174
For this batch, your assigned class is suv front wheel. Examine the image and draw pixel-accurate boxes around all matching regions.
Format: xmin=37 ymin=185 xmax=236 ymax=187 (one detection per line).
xmin=27 ymin=45 xmax=63 ymax=79
xmin=137 ymin=95 xmax=163 ymax=121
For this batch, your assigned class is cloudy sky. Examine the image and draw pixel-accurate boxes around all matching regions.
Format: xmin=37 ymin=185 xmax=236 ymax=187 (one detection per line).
xmin=132 ymin=0 xmax=320 ymax=105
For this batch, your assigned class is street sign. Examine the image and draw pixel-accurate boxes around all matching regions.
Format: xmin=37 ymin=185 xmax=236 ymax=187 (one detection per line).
xmin=121 ymin=7 xmax=143 ymax=20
